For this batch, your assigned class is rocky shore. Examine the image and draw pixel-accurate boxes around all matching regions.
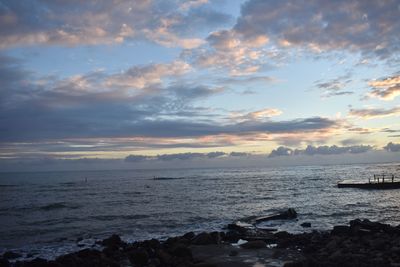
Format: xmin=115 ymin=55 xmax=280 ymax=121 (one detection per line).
xmin=2 ymin=218 xmax=400 ymax=267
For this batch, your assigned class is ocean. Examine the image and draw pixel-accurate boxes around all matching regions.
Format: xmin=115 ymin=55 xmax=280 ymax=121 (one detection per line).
xmin=1 ymin=162 xmax=399 ymax=259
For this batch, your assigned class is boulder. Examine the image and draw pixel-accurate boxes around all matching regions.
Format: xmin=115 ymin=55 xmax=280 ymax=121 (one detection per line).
xmin=0 ymin=258 xmax=10 ymax=267
xmin=170 ymin=244 xmax=192 ymax=259
xmin=101 ymin=234 xmax=124 ymax=248
xmin=129 ymin=248 xmax=149 ymax=266
xmin=3 ymin=251 xmax=22 ymax=260
xmin=192 ymin=232 xmax=214 ymax=245
xmin=331 ymin=225 xmax=350 ymax=236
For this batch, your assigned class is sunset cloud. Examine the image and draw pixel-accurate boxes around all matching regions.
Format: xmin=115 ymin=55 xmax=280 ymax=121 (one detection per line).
xmin=234 ymin=0 xmax=400 ymax=59
xmin=367 ymin=74 xmax=400 ymax=101
xmin=0 ymin=0 xmax=229 ymax=49
xmin=349 ymin=107 xmax=400 ymax=119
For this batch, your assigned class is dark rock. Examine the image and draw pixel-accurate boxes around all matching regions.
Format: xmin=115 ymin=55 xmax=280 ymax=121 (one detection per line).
xmin=156 ymin=249 xmax=172 ymax=265
xmin=3 ymin=251 xmax=22 ymax=260
xmin=331 ymin=225 xmax=350 ymax=235
xmin=274 ymin=231 xmax=292 ymax=239
xmin=224 ymin=231 xmax=240 ymax=243
xmin=129 ymin=248 xmax=149 ymax=266
xmin=22 ymin=258 xmax=58 ymax=267
xmin=226 ymin=223 xmax=247 ymax=233
xmin=210 ymin=231 xmax=223 ymax=244
xmin=240 ymin=240 xmax=266 ymax=249
xmin=229 ymin=250 xmax=238 ymax=256
xmin=170 ymin=244 xmax=192 ymax=259
xmin=182 ymin=232 xmax=195 ymax=240
xmin=101 ymin=234 xmax=123 ymax=248
xmin=0 ymin=258 xmax=10 ymax=267
xmin=283 ymin=262 xmax=304 ymax=267
xmin=56 ymin=248 xmax=118 ymax=267
xmin=192 ymin=264 xmax=218 ymax=267
xmin=300 ymin=222 xmax=311 ymax=228
xmin=192 ymin=232 xmax=214 ymax=245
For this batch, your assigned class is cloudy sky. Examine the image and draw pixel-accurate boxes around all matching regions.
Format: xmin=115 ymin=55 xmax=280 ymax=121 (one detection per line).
xmin=0 ymin=0 xmax=399 ymax=170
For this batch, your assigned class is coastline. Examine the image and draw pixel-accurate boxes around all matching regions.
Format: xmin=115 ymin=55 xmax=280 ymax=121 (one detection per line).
xmin=2 ymin=218 xmax=400 ymax=267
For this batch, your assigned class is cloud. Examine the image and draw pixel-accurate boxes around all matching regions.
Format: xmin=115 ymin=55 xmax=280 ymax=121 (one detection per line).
xmin=234 ymin=0 xmax=400 ymax=59
xmin=383 ymin=142 xmax=400 ymax=152
xmin=0 ymin=0 xmax=230 ymax=49
xmin=269 ymin=146 xmax=293 ymax=157
xmin=229 ymin=108 xmax=282 ymax=122
xmin=315 ymin=73 xmax=354 ymax=97
xmin=367 ymin=74 xmax=400 ymax=101
xmin=268 ymin=144 xmax=373 ymax=157
xmin=349 ymin=106 xmax=400 ymax=119
xmin=124 ymin=154 xmax=151 ymax=162
xmin=189 ymin=29 xmax=270 ymax=76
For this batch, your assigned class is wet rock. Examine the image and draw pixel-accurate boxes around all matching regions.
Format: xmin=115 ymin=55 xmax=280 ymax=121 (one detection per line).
xmin=170 ymin=244 xmax=192 ymax=259
xmin=210 ymin=231 xmax=223 ymax=244
xmin=101 ymin=234 xmax=124 ymax=248
xmin=224 ymin=231 xmax=240 ymax=243
xmin=156 ymin=249 xmax=172 ymax=265
xmin=3 ymin=251 xmax=22 ymax=260
xmin=240 ymin=240 xmax=266 ymax=249
xmin=0 ymin=258 xmax=10 ymax=267
xmin=229 ymin=250 xmax=238 ymax=256
xmin=192 ymin=232 xmax=214 ymax=245
xmin=129 ymin=248 xmax=149 ymax=266
xmin=20 ymin=258 xmax=59 ymax=267
xmin=182 ymin=232 xmax=195 ymax=240
xmin=300 ymin=222 xmax=311 ymax=228
xmin=331 ymin=225 xmax=350 ymax=235
xmin=283 ymin=262 xmax=303 ymax=267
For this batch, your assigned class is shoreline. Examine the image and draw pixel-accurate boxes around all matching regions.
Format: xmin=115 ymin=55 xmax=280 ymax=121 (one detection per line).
xmin=2 ymin=218 xmax=400 ymax=267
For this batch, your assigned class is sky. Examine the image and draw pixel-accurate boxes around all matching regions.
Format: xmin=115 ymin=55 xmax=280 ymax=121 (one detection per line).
xmin=0 ymin=0 xmax=399 ymax=171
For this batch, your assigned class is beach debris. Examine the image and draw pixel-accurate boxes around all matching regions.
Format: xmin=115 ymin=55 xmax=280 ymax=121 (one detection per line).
xmin=254 ymin=208 xmax=297 ymax=223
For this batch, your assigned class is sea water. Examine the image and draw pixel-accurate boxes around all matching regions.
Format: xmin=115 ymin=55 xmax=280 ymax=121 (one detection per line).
xmin=1 ymin=162 xmax=399 ymax=259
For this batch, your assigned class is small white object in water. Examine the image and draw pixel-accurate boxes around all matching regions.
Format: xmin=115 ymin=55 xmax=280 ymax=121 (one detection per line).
xmin=232 ymin=239 xmax=248 ymax=246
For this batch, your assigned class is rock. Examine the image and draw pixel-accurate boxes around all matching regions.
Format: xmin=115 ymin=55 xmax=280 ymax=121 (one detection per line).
xmin=3 ymin=251 xmax=22 ymax=260
xmin=170 ymin=244 xmax=192 ymax=259
xmin=274 ymin=231 xmax=292 ymax=239
xmin=210 ymin=231 xmax=223 ymax=244
xmin=226 ymin=223 xmax=248 ymax=233
xmin=192 ymin=264 xmax=218 ymax=267
xmin=101 ymin=234 xmax=124 ymax=248
xmin=283 ymin=262 xmax=303 ymax=267
xmin=129 ymin=248 xmax=149 ymax=266
xmin=240 ymin=240 xmax=266 ymax=249
xmin=22 ymin=258 xmax=58 ymax=267
xmin=156 ymin=249 xmax=172 ymax=265
xmin=182 ymin=232 xmax=195 ymax=240
xmin=229 ymin=250 xmax=238 ymax=256
xmin=224 ymin=231 xmax=241 ymax=243
xmin=192 ymin=232 xmax=214 ymax=245
xmin=301 ymin=222 xmax=311 ymax=228
xmin=331 ymin=225 xmax=350 ymax=235
xmin=0 ymin=258 xmax=10 ymax=267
